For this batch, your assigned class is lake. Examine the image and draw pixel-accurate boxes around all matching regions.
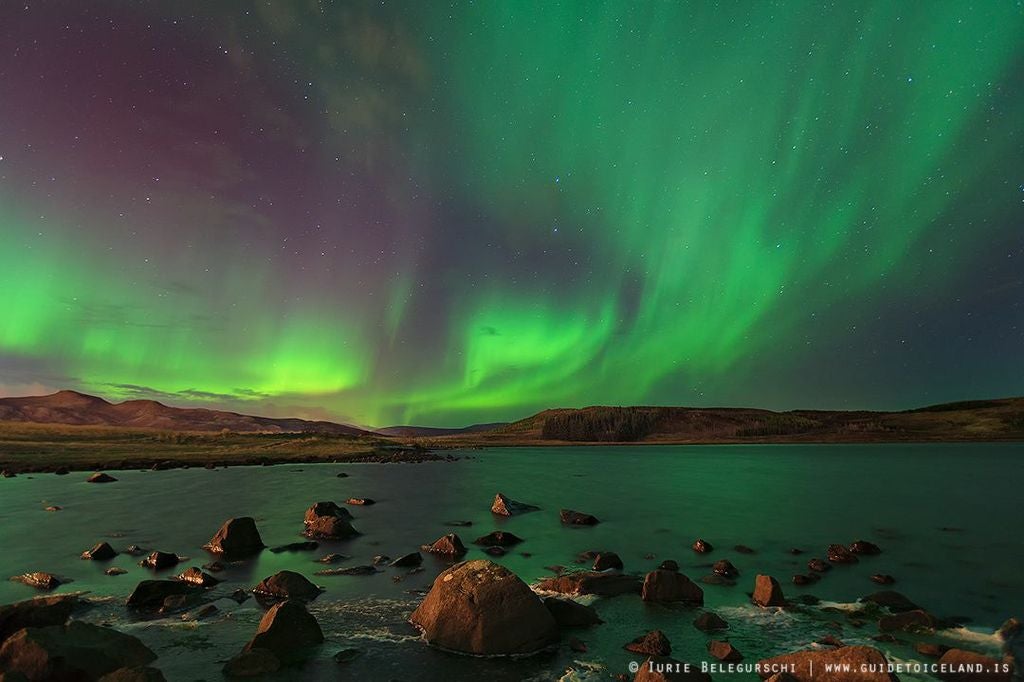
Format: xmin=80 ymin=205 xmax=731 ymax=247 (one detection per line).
xmin=0 ymin=444 xmax=1020 ymax=680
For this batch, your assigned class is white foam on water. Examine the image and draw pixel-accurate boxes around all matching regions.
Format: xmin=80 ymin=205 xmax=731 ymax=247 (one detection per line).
xmin=551 ymin=659 xmax=605 ymax=682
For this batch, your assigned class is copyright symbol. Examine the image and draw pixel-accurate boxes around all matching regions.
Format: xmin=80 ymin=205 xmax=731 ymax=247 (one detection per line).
xmin=628 ymin=661 xmax=639 ymax=673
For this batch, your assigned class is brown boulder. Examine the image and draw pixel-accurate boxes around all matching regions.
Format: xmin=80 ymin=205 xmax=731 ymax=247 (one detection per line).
xmin=344 ymin=497 xmax=374 ymax=506
xmin=849 ymin=540 xmax=881 ymax=555
xmin=410 ymin=560 xmax=558 ymax=655
xmin=421 ymin=534 xmax=467 ymax=557
xmin=176 ymin=567 xmax=220 ymax=587
xmin=878 ymin=609 xmax=936 ymax=632
xmin=658 ymin=560 xmax=679 ymax=571
xmin=252 ymin=571 xmax=321 ymax=603
xmin=641 ymin=569 xmax=703 ymax=604
xmin=390 ymin=552 xmax=423 ymax=568
xmin=303 ymin=515 xmax=358 ymax=541
xmin=203 ymin=517 xmax=265 ymax=558
xmin=871 ymin=574 xmax=895 ymax=585
xmin=243 ymin=600 xmax=323 ymax=662
xmin=757 ymin=645 xmax=898 ymax=681
xmin=81 ymin=542 xmax=118 ymax=561
xmin=0 ymin=621 xmax=156 ymax=680
xmin=713 ymin=559 xmax=739 ymax=578
xmin=862 ymin=591 xmax=919 ymax=612
xmin=625 ymin=630 xmax=671 ymax=656
xmin=560 ymin=509 xmax=600 ymax=526
xmin=0 ymin=594 xmax=85 ymax=643
xmin=139 ymin=551 xmax=179 ymax=570
xmin=593 ymin=552 xmax=624 ymax=571
xmin=303 ymin=501 xmax=352 ymax=524
xmin=491 ymin=492 xmax=539 ymax=516
xmin=752 ymin=574 xmax=786 ymax=607
xmin=808 ymin=558 xmax=831 ymax=573
xmin=537 ymin=571 xmax=641 ymax=597
xmin=126 ymin=580 xmax=198 ymax=610
xmin=936 ymin=648 xmax=1011 ymax=682
xmin=542 ymin=597 xmax=602 ymax=627
xmin=708 ymin=639 xmax=743 ymax=662
xmin=86 ymin=472 xmax=117 ymax=483
xmin=9 ymin=573 xmax=61 ymax=591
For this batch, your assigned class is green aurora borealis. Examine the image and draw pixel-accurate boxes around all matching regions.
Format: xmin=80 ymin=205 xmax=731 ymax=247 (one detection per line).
xmin=1 ymin=1 xmax=1022 ymax=426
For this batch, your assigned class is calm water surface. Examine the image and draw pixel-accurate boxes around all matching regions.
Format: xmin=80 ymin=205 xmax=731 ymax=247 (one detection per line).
xmin=0 ymin=444 xmax=1020 ymax=681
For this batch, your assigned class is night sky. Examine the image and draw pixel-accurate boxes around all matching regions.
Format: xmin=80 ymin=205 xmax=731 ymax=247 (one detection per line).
xmin=1 ymin=2 xmax=1022 ymax=427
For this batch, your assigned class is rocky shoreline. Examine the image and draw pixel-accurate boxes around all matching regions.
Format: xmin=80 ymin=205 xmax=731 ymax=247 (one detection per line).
xmin=0 ymin=484 xmax=1019 ymax=680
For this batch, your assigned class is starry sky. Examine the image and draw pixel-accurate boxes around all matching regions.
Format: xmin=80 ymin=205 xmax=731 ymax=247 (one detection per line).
xmin=1 ymin=1 xmax=1022 ymax=428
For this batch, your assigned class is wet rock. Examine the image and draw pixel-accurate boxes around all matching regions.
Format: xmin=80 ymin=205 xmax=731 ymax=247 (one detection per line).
xmin=335 ymin=472 xmax=349 ymax=478
xmin=230 ymin=589 xmax=250 ymax=604
xmin=915 ymin=642 xmax=949 ymax=658
xmin=139 ymin=551 xmax=180 ymax=570
xmin=303 ymin=504 xmax=359 ymax=540
xmin=269 ymin=542 xmax=319 ymax=553
xmin=789 ymin=548 xmax=804 ymax=555
xmin=445 ymin=520 xmax=473 ymax=527
xmin=223 ymin=648 xmax=280 ymax=678
xmin=390 ymin=552 xmax=422 ymax=568
xmin=537 ymin=571 xmax=642 ymax=597
xmin=870 ymin=574 xmax=895 ymax=585
xmin=543 ymin=597 xmax=602 ymax=627
xmin=483 ymin=546 xmax=507 ymax=556
xmin=878 ymin=609 xmax=937 ymax=632
xmin=861 ymin=591 xmax=920 ymax=613
xmin=9 ymin=573 xmax=62 ymax=591
xmin=243 ymin=600 xmax=324 ymax=662
xmin=693 ymin=611 xmax=728 ymax=632
xmin=124 ymin=545 xmax=146 ymax=557
xmin=708 ymin=639 xmax=743 ymax=662
xmin=97 ymin=666 xmax=168 ymax=682
xmin=315 ymin=553 xmax=347 ymax=564
xmin=304 ymin=501 xmax=353 ymax=523
xmin=252 ymin=571 xmax=322 ymax=603
xmin=0 ymin=621 xmax=156 ymax=680
xmin=472 ymin=531 xmax=524 ymax=547
xmin=182 ymin=604 xmax=219 ymax=621
xmin=657 ymin=560 xmax=679 ymax=572
xmin=105 ymin=567 xmax=127 ymax=576
xmin=753 ymin=575 xmax=786 ymax=607
xmin=641 ymin=569 xmax=704 ymax=605
xmin=807 ymin=558 xmax=831 ymax=573
xmin=203 ymin=517 xmax=265 ymax=558
xmin=421 ymin=533 xmax=467 ymax=557
xmin=81 ymin=541 xmax=118 ymax=561
xmin=54 ymin=467 xmax=69 ymax=476
xmin=491 ymin=492 xmax=539 ymax=516
xmin=849 ymin=540 xmax=881 ymax=555
xmin=127 ymin=580 xmax=198 ymax=610
xmin=827 ymin=544 xmax=858 ymax=564
xmin=593 ymin=552 xmax=624 ymax=571
xmin=333 ymin=648 xmax=362 ymax=664
xmin=0 ymin=469 xmax=15 ymax=478
xmin=757 ymin=645 xmax=898 ymax=681
xmin=372 ymin=555 xmax=391 ymax=566
xmin=936 ymin=648 xmax=1010 ymax=681
xmin=410 ymin=560 xmax=558 ymax=656
xmin=44 ymin=506 xmax=61 ymax=512
xmin=792 ymin=574 xmax=819 ymax=586
xmin=560 ymin=509 xmax=600 ymax=526
xmin=569 ymin=636 xmax=587 ymax=653
xmin=176 ymin=566 xmax=220 ymax=587
xmin=625 ymin=630 xmax=671 ymax=656
xmin=734 ymin=545 xmax=755 ymax=554
xmin=315 ymin=565 xmax=377 ymax=576
xmin=818 ymin=635 xmax=844 ymax=647
xmin=0 ymin=594 xmax=86 ymax=643
xmin=691 ymin=539 xmax=713 ymax=554
xmin=86 ymin=472 xmax=117 ymax=483
xmin=712 ymin=559 xmax=739 ymax=578
xmin=344 ymin=497 xmax=374 ymax=506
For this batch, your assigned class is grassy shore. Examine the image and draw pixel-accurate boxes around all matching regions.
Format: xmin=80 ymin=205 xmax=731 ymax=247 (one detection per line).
xmin=0 ymin=422 xmax=437 ymax=473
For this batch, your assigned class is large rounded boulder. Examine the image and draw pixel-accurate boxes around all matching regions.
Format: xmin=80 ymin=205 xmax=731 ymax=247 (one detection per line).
xmin=641 ymin=569 xmax=704 ymax=605
xmin=410 ymin=560 xmax=558 ymax=656
xmin=757 ymin=645 xmax=898 ymax=681
xmin=302 ymin=502 xmax=358 ymax=540
xmin=243 ymin=601 xmax=324 ymax=663
xmin=252 ymin=571 xmax=322 ymax=604
xmin=0 ymin=621 xmax=156 ymax=680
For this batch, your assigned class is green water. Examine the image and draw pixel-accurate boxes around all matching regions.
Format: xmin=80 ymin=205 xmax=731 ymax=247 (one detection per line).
xmin=0 ymin=444 xmax=1019 ymax=680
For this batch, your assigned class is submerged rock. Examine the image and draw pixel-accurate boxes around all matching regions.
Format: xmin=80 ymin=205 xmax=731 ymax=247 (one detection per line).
xmin=126 ymin=580 xmax=198 ymax=610
xmin=592 ymin=552 xmax=624 ymax=571
xmin=410 ymin=560 xmax=558 ymax=656
xmin=870 ymin=574 xmax=895 ymax=585
xmin=139 ymin=551 xmax=180 ymax=570
xmin=86 ymin=472 xmax=117 ymax=483
xmin=543 ymin=597 xmax=602 ymax=627
xmin=657 ymin=560 xmax=679 ymax=572
xmin=344 ymin=497 xmax=374 ymax=506
xmin=421 ymin=534 xmax=467 ymax=557
xmin=827 ymin=544 xmax=858 ymax=564
xmin=223 ymin=648 xmax=280 ymax=678
xmin=9 ymin=573 xmax=62 ymax=591
xmin=537 ymin=571 xmax=642 ymax=597
xmin=752 ymin=575 xmax=786 ymax=607
xmin=861 ymin=591 xmax=920 ymax=613
xmin=849 ymin=540 xmax=882 ymax=555
xmin=390 ymin=552 xmax=423 ymax=568
xmin=0 ymin=621 xmax=156 ymax=680
xmin=270 ymin=542 xmax=319 ymax=553
xmin=176 ymin=567 xmax=220 ymax=587
xmin=641 ymin=569 xmax=703 ymax=605
xmin=315 ymin=565 xmax=378 ymax=576
xmin=560 ymin=509 xmax=600 ymax=526
xmin=712 ymin=559 xmax=739 ymax=578
xmin=878 ymin=609 xmax=937 ymax=632
xmin=203 ymin=517 xmax=265 ymax=559
xmin=691 ymin=539 xmax=713 ymax=554
xmin=808 ymin=558 xmax=831 ymax=573
xmin=708 ymin=639 xmax=743 ymax=662
xmin=693 ymin=611 xmax=728 ymax=632
xmin=757 ymin=645 xmax=898 ymax=681
xmin=252 ymin=571 xmax=322 ymax=603
xmin=491 ymin=492 xmax=539 ymax=516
